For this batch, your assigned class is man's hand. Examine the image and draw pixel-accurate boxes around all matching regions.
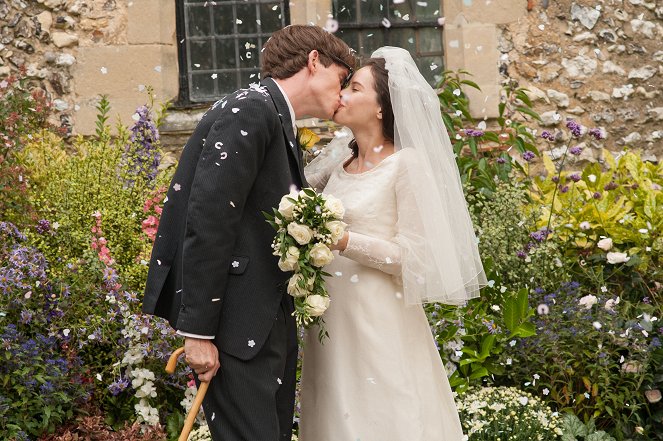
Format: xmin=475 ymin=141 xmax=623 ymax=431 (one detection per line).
xmin=184 ymin=337 xmax=220 ymax=383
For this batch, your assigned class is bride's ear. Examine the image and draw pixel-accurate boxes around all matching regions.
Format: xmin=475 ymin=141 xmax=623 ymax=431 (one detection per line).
xmin=377 ymin=108 xmax=383 ymax=120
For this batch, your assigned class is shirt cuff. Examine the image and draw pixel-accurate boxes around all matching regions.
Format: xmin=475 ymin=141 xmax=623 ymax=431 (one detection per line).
xmin=176 ymin=330 xmax=215 ymax=340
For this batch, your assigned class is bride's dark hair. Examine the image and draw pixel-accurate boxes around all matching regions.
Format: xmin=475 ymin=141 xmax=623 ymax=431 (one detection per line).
xmin=349 ymin=58 xmax=395 ymax=157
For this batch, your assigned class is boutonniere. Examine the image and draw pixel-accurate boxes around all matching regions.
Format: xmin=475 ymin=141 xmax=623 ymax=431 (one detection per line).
xmin=296 ymin=127 xmax=320 ymax=152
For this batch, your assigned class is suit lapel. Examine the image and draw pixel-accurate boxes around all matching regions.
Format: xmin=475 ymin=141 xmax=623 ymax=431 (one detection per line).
xmin=261 ymin=77 xmax=308 ymax=186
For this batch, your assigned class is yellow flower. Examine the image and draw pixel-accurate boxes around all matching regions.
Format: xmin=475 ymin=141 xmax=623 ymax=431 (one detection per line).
xmin=297 ymin=127 xmax=320 ymax=150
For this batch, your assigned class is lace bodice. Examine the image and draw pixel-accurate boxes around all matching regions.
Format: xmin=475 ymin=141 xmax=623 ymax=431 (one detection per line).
xmin=306 ymin=149 xmax=419 ymax=280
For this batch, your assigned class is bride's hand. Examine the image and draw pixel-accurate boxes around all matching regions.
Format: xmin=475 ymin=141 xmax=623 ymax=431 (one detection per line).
xmin=329 ymin=232 xmax=349 ymax=252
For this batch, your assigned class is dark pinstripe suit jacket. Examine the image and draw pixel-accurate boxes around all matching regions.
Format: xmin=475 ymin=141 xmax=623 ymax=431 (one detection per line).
xmin=142 ymin=78 xmax=307 ymax=360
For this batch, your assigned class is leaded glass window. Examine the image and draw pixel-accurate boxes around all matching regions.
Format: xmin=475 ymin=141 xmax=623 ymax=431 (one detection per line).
xmin=333 ymin=0 xmax=444 ymax=86
xmin=177 ymin=0 xmax=288 ymax=103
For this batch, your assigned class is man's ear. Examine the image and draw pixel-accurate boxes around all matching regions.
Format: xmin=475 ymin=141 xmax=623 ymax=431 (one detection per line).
xmin=307 ymin=50 xmax=320 ymax=72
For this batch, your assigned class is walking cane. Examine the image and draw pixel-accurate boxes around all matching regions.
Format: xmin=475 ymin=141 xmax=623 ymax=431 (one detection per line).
xmin=166 ymin=347 xmax=210 ymax=441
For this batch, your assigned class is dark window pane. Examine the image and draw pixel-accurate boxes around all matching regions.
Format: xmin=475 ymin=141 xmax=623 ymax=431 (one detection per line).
xmin=334 ymin=0 xmax=356 ymax=24
xmin=187 ymin=5 xmax=211 ymax=37
xmin=236 ymin=3 xmax=258 ymax=34
xmin=213 ymin=5 xmax=234 ymax=35
xmin=418 ymin=27 xmax=442 ymax=54
xmin=239 ymin=38 xmax=260 ymax=69
xmin=360 ymin=0 xmax=385 ymax=22
xmin=416 ymin=0 xmax=441 ymax=20
xmin=359 ymin=29 xmax=384 ymax=55
xmin=216 ymin=71 xmax=239 ymax=95
xmin=387 ymin=28 xmax=416 ymax=53
xmin=259 ymin=2 xmax=283 ymax=31
xmin=336 ymin=28 xmax=359 ymax=53
xmin=190 ymin=72 xmax=216 ymax=100
xmin=416 ymin=55 xmax=444 ymax=86
xmin=215 ymin=38 xmax=237 ymax=69
xmin=189 ymin=39 xmax=214 ymax=70
xmin=240 ymin=70 xmax=261 ymax=88
xmin=389 ymin=1 xmax=413 ymax=24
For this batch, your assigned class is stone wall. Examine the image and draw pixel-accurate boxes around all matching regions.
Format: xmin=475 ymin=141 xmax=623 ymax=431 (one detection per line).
xmin=499 ymin=0 xmax=662 ymax=161
xmin=0 ymin=0 xmax=177 ymax=136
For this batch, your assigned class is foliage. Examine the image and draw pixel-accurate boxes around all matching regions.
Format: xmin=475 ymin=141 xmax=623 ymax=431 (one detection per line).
xmin=455 ymin=386 xmax=563 ymax=440
xmin=0 ymin=222 xmax=89 ymax=440
xmin=0 ymin=68 xmax=56 ymax=227
xmin=438 ymin=71 xmax=540 ymax=197
xmin=468 ymin=181 xmax=570 ymax=293
xmin=559 ymin=414 xmax=616 ymax=441
xmin=501 ymin=280 xmax=658 ymax=436
xmin=530 ymin=148 xmax=663 ymax=302
xmin=427 ymin=258 xmax=535 ymax=393
xmin=15 ymin=96 xmax=171 ymax=291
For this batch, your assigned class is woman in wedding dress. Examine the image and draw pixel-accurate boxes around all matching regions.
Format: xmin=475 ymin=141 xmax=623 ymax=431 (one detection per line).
xmin=299 ymin=47 xmax=486 ymax=441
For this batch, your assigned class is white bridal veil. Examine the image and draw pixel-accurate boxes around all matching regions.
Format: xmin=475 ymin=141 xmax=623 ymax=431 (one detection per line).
xmin=309 ymin=46 xmax=486 ymax=305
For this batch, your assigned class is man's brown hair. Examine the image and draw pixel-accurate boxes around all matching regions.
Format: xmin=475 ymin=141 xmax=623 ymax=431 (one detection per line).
xmin=261 ymin=25 xmax=355 ymax=79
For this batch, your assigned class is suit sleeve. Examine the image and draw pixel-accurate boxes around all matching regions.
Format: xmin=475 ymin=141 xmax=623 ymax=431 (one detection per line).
xmin=176 ymin=96 xmax=278 ymax=335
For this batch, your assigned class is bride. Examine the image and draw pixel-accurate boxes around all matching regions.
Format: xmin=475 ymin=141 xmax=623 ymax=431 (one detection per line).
xmin=299 ymin=47 xmax=486 ymax=440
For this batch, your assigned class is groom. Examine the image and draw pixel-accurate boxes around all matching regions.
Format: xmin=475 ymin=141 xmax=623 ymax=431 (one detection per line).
xmin=142 ymin=25 xmax=355 ymax=440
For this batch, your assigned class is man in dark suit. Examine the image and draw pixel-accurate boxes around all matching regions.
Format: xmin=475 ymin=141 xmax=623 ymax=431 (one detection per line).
xmin=141 ymin=25 xmax=355 ymax=440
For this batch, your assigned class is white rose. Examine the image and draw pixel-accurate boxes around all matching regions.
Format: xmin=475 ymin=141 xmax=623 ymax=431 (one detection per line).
xmin=579 ymin=221 xmax=591 ymax=230
xmin=606 ymin=252 xmax=630 ymax=264
xmin=287 ymin=222 xmax=313 ymax=245
xmin=309 ymin=243 xmax=334 ymax=267
xmin=578 ymin=294 xmax=598 ymax=309
xmin=278 ymin=191 xmax=298 ymax=220
xmin=305 ymin=294 xmax=330 ymax=317
xmin=597 ymin=238 xmax=613 ymax=251
xmin=324 ymin=195 xmax=345 ymax=219
xmin=278 ymin=246 xmax=300 ymax=271
xmin=325 ymin=220 xmax=347 ymax=244
xmin=287 ymin=273 xmax=313 ymax=298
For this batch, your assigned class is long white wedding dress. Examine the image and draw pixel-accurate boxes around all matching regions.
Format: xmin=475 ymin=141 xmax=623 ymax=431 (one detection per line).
xmin=299 ymin=149 xmax=464 ymax=441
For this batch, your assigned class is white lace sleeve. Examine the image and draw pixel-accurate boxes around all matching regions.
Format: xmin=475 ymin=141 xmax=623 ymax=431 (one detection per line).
xmin=304 ymin=128 xmax=353 ymax=192
xmin=339 ymin=232 xmax=402 ymax=276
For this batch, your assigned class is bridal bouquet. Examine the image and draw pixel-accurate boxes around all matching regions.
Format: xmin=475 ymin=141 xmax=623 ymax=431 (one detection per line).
xmin=264 ymin=187 xmax=346 ymax=341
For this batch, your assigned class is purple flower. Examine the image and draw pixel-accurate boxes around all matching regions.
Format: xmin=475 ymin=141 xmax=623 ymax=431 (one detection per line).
xmin=560 ymin=185 xmax=569 ymax=193
xmin=108 ymin=377 xmax=131 ymax=396
xmin=20 ymin=310 xmax=33 ymax=324
xmin=552 ymin=176 xmax=560 ymax=183
xmin=121 ymin=105 xmax=161 ymax=185
xmin=465 ymin=129 xmax=485 ymax=137
xmin=589 ymin=128 xmax=605 ymax=140
xmin=569 ymin=146 xmax=583 ymax=155
xmin=36 ymin=219 xmax=50 ymax=234
xmin=568 ymin=173 xmax=581 ymax=182
xmin=516 ymin=250 xmax=527 ymax=259
xmin=496 ymin=157 xmax=507 ymax=164
xmin=541 ymin=130 xmax=555 ymax=141
xmin=593 ymin=192 xmax=602 ymax=200
xmin=604 ymin=181 xmax=618 ymax=191
xmin=522 ymin=151 xmax=535 ymax=162
xmin=566 ymin=119 xmax=583 ymax=137
xmin=530 ymin=227 xmax=551 ymax=242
